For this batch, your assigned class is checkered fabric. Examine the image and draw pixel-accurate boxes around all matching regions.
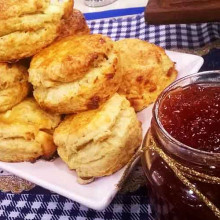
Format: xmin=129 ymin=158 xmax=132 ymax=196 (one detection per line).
xmin=0 ymin=190 xmax=154 ymax=220
xmin=87 ymin=13 xmax=220 ymax=49
xmin=0 ymin=12 xmax=220 ymax=220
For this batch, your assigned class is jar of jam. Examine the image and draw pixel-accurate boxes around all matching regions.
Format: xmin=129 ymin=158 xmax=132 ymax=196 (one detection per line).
xmin=142 ymin=71 xmax=220 ymax=220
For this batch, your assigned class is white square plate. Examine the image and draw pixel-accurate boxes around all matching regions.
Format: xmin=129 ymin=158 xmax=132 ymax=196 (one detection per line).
xmin=0 ymin=51 xmax=204 ymax=211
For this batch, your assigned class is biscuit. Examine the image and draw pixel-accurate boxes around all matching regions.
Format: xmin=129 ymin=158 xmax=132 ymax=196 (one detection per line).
xmin=57 ymin=9 xmax=90 ymax=40
xmin=0 ymin=98 xmax=61 ymax=162
xmin=0 ymin=0 xmax=73 ymax=62
xmin=29 ymin=34 xmax=121 ymax=114
xmin=0 ymin=63 xmax=29 ymax=112
xmin=54 ymin=93 xmax=142 ymax=181
xmin=115 ymin=39 xmax=177 ymax=111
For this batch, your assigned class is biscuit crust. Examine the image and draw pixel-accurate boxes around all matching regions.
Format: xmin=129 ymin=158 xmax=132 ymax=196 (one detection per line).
xmin=0 ymin=63 xmax=29 ymax=112
xmin=29 ymin=34 xmax=121 ymax=114
xmin=57 ymin=9 xmax=90 ymax=40
xmin=0 ymin=24 xmax=59 ymax=62
xmin=0 ymin=98 xmax=61 ymax=162
xmin=54 ymin=93 xmax=142 ymax=180
xmin=29 ymin=34 xmax=115 ymax=85
xmin=115 ymin=39 xmax=177 ymax=111
xmin=0 ymin=0 xmax=49 ymax=20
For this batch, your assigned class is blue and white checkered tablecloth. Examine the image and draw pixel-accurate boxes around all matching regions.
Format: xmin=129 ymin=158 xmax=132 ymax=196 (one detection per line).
xmin=0 ymin=11 xmax=219 ymax=220
xmin=0 ymin=188 xmax=153 ymax=220
xmin=87 ymin=12 xmax=220 ymax=49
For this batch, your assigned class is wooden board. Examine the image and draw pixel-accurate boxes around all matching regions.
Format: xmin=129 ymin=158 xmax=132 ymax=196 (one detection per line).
xmin=145 ymin=0 xmax=220 ymax=24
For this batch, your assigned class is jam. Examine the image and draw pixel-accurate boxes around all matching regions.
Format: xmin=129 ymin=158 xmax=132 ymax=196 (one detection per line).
xmin=142 ymin=71 xmax=220 ymax=220
xmin=159 ymin=84 xmax=220 ymax=153
xmin=143 ymin=145 xmax=220 ymax=220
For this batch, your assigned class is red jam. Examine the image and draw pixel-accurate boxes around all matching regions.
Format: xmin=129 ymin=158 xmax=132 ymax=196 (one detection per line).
xmin=159 ymin=84 xmax=220 ymax=153
xmin=142 ymin=73 xmax=220 ymax=220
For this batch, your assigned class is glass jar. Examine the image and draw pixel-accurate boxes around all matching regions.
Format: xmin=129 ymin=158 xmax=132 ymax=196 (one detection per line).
xmin=142 ymin=71 xmax=220 ymax=220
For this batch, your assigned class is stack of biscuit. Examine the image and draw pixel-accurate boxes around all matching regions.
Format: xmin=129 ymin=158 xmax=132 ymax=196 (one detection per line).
xmin=28 ymin=33 xmax=142 ymax=183
xmin=0 ymin=0 xmax=177 ymax=184
xmin=0 ymin=0 xmax=89 ymax=162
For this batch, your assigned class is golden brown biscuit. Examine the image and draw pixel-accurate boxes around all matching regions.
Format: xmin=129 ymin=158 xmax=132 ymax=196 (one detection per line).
xmin=0 ymin=63 xmax=29 ymax=113
xmin=115 ymin=39 xmax=177 ymax=111
xmin=57 ymin=9 xmax=90 ymax=40
xmin=0 ymin=0 xmax=73 ymax=62
xmin=0 ymin=98 xmax=61 ymax=162
xmin=29 ymin=34 xmax=121 ymax=114
xmin=54 ymin=93 xmax=142 ymax=182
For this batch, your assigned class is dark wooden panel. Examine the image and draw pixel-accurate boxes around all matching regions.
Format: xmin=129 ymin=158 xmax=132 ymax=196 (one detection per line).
xmin=145 ymin=0 xmax=220 ymax=24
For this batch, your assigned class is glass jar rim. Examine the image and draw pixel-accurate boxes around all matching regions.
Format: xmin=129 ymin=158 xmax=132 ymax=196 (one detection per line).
xmin=153 ymin=70 xmax=220 ymax=158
